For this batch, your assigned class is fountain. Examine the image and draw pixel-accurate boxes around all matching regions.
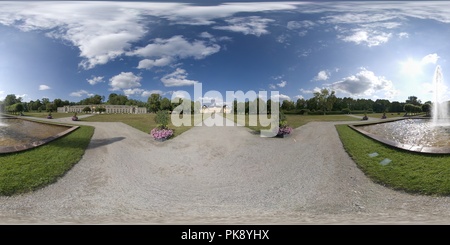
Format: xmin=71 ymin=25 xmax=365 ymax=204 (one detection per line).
xmin=0 ymin=108 xmax=79 ymax=153
xmin=349 ymin=65 xmax=450 ymax=154
xmin=432 ymin=65 xmax=449 ymax=126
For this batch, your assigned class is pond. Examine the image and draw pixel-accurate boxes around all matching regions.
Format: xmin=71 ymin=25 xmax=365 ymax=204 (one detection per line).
xmin=351 ymin=118 xmax=450 ymax=154
xmin=0 ymin=117 xmax=78 ymax=153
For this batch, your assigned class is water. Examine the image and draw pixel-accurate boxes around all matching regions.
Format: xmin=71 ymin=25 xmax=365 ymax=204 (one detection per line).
xmin=358 ymin=119 xmax=450 ymax=148
xmin=432 ymin=65 xmax=449 ymax=126
xmin=0 ymin=118 xmax=70 ymax=147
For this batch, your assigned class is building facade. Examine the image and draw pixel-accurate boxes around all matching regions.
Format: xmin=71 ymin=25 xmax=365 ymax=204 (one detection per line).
xmin=57 ymin=105 xmax=147 ymax=114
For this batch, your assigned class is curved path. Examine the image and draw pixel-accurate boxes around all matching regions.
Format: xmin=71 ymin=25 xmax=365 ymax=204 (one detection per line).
xmin=1 ymin=114 xmax=450 ymax=224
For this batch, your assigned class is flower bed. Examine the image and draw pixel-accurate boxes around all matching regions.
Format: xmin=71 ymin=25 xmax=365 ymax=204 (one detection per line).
xmin=150 ymin=127 xmax=173 ymax=141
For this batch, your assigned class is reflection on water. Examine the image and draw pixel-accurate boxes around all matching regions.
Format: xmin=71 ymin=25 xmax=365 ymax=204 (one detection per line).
xmin=0 ymin=118 xmax=69 ymax=146
xmin=357 ymin=119 xmax=450 ymax=148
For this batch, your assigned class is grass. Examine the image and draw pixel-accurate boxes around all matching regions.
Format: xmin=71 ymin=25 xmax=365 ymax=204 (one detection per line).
xmin=227 ymin=113 xmax=359 ymax=132
xmin=0 ymin=125 xmax=94 ymax=196
xmin=21 ymin=112 xmax=74 ymax=119
xmin=80 ymin=113 xmax=206 ymax=137
xmin=336 ymin=124 xmax=450 ymax=196
xmin=354 ymin=112 xmax=427 ymax=119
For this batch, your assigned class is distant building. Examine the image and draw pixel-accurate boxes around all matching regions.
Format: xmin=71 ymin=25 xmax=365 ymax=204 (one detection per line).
xmin=201 ymin=101 xmax=231 ymax=114
xmin=57 ymin=105 xmax=147 ymax=114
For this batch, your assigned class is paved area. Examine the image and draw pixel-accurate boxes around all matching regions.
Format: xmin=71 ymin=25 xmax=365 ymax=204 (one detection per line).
xmin=1 ymin=114 xmax=450 ymax=224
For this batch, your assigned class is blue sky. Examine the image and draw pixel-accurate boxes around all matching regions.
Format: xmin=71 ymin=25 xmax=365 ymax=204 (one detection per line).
xmin=0 ymin=1 xmax=450 ymax=106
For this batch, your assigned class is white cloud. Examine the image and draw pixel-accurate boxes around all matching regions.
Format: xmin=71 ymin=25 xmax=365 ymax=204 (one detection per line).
xmin=123 ymin=88 xmax=144 ymax=96
xmin=339 ymin=30 xmax=392 ymax=47
xmin=86 ymin=76 xmax=104 ymax=85
xmin=142 ymin=90 xmax=163 ymax=98
xmin=70 ymin=90 xmax=94 ymax=97
xmin=137 ymin=57 xmax=173 ymax=70
xmin=314 ymin=70 xmax=329 ymax=81
xmin=109 ymin=72 xmax=142 ymax=91
xmin=0 ymin=2 xmax=152 ymax=69
xmin=0 ymin=91 xmax=4 ymax=101
xmin=298 ymin=30 xmax=308 ymax=37
xmin=213 ymin=16 xmax=275 ymax=36
xmin=161 ymin=68 xmax=198 ymax=87
xmin=171 ymin=91 xmax=189 ymax=99
xmin=398 ymin=32 xmax=409 ymax=39
xmin=331 ymin=69 xmax=397 ymax=98
xmin=277 ymin=80 xmax=287 ymax=88
xmin=271 ymin=94 xmax=291 ymax=102
xmin=287 ymin=20 xmax=316 ymax=30
xmin=129 ymin=35 xmax=220 ymax=69
xmin=269 ymin=84 xmax=276 ymax=89
xmin=294 ymin=95 xmax=304 ymax=100
xmin=39 ymin=85 xmax=51 ymax=90
xmin=300 ymin=87 xmax=322 ymax=94
xmin=421 ymin=53 xmax=439 ymax=65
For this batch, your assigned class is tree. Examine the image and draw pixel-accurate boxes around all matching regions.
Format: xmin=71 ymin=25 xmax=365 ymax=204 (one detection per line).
xmin=406 ymin=95 xmax=421 ymax=106
xmin=389 ymin=101 xmax=404 ymax=113
xmin=4 ymin=94 xmax=20 ymax=106
xmin=281 ymin=100 xmax=295 ymax=111
xmin=373 ymin=99 xmax=390 ymax=113
xmin=148 ymin=93 xmax=162 ymax=113
xmin=422 ymin=103 xmax=431 ymax=117
xmin=82 ymin=106 xmax=92 ymax=113
xmin=296 ymin=98 xmax=306 ymax=110
xmin=313 ymin=88 xmax=337 ymax=114
xmin=160 ymin=97 xmax=172 ymax=111
xmin=108 ymin=93 xmax=128 ymax=105
xmin=403 ymin=103 xmax=414 ymax=115
xmin=46 ymin=103 xmax=54 ymax=112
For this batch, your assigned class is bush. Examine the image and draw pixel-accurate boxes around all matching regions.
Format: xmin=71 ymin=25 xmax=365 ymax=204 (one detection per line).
xmin=154 ymin=110 xmax=170 ymax=129
xmin=341 ymin=108 xmax=351 ymax=114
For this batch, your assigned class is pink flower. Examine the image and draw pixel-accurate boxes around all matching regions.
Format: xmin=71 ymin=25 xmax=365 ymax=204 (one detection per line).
xmin=150 ymin=127 xmax=174 ymax=139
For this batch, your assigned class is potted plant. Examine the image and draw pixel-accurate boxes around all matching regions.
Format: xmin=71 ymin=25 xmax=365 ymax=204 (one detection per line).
xmin=72 ymin=112 xmax=79 ymax=121
xmin=150 ymin=110 xmax=174 ymax=142
xmin=276 ymin=111 xmax=293 ymax=138
xmin=47 ymin=112 xmax=53 ymax=119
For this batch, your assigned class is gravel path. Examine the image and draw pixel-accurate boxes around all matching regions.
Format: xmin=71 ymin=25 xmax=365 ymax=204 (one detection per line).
xmin=1 ymin=114 xmax=450 ymax=224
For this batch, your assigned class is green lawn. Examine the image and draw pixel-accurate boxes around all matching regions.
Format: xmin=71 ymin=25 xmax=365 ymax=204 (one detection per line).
xmin=336 ymin=124 xmax=450 ymax=196
xmin=0 ymin=125 xmax=94 ymax=196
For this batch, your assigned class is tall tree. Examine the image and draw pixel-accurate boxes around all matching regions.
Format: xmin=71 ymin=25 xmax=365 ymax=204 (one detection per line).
xmin=160 ymin=97 xmax=172 ymax=111
xmin=4 ymin=94 xmax=20 ymax=106
xmin=406 ymin=95 xmax=421 ymax=106
xmin=148 ymin=93 xmax=162 ymax=113
xmin=313 ymin=88 xmax=337 ymax=114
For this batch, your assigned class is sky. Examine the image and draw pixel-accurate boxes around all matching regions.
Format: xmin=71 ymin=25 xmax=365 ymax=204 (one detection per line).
xmin=0 ymin=1 xmax=450 ymax=106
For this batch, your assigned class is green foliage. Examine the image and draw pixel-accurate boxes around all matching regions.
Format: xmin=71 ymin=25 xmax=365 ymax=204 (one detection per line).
xmin=148 ymin=93 xmax=162 ymax=113
xmin=0 ymin=126 xmax=94 ymax=196
xmin=154 ymin=110 xmax=170 ymax=128
xmin=341 ymin=108 xmax=351 ymax=114
xmin=82 ymin=106 xmax=91 ymax=113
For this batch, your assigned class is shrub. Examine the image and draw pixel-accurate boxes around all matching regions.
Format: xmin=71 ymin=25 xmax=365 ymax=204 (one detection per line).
xmin=154 ymin=110 xmax=170 ymax=129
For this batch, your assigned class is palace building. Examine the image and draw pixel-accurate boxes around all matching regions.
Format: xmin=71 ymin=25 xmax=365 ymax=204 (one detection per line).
xmin=57 ymin=105 xmax=147 ymax=114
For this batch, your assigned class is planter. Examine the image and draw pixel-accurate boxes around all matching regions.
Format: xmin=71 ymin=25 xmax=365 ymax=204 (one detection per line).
xmin=154 ymin=137 xmax=168 ymax=142
xmin=276 ymin=133 xmax=290 ymax=138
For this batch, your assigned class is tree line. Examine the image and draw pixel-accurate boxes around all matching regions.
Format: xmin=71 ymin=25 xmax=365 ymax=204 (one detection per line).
xmin=0 ymin=90 xmax=437 ymax=116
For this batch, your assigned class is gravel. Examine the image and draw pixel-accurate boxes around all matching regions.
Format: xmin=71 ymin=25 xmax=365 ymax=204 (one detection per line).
xmin=1 ymin=114 xmax=450 ymax=224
